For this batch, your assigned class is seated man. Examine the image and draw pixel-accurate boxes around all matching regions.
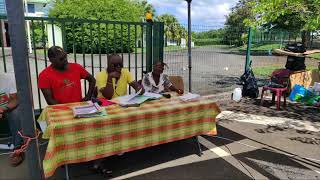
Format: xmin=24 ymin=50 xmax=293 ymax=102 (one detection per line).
xmin=142 ymin=61 xmax=183 ymax=94
xmin=96 ymin=54 xmax=144 ymax=99
xmin=0 ymin=73 xmax=24 ymax=167
xmin=39 ymin=46 xmax=96 ymax=105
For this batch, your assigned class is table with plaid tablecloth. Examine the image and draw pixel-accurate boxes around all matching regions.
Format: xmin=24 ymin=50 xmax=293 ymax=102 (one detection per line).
xmin=38 ymin=96 xmax=220 ymax=178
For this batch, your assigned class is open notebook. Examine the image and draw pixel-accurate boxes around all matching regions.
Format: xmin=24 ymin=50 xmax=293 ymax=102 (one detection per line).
xmin=113 ymin=91 xmax=162 ymax=107
xmin=72 ymin=102 xmax=107 ymax=118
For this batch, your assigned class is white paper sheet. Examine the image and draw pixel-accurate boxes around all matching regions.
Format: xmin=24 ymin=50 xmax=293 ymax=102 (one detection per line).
xmin=179 ymin=93 xmax=200 ymax=102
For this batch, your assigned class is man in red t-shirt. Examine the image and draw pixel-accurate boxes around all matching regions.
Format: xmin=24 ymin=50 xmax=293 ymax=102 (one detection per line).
xmin=38 ymin=46 xmax=96 ymax=105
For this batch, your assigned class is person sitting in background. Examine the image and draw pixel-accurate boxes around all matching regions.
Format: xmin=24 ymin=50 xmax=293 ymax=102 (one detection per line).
xmin=142 ymin=61 xmax=183 ymax=94
xmin=0 ymin=73 xmax=24 ymax=167
xmin=38 ymin=46 xmax=96 ymax=105
xmin=96 ymin=54 xmax=144 ymax=99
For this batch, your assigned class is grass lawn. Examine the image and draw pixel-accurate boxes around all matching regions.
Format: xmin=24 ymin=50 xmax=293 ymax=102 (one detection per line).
xmin=254 ymin=65 xmax=318 ymax=77
xmin=307 ymin=53 xmax=320 ymax=60
xmin=253 ymin=65 xmax=283 ymax=77
xmin=238 ymin=43 xmax=282 ymax=52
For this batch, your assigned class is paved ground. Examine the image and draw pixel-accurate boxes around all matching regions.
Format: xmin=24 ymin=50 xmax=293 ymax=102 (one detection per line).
xmin=1 ymin=46 xmax=319 ymax=109
xmin=1 ymin=94 xmax=319 ymax=180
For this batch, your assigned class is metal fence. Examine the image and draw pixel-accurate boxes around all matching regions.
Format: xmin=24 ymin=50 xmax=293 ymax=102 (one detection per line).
xmin=163 ymin=24 xmax=248 ymax=95
xmin=161 ymin=25 xmax=320 ymax=95
xmin=0 ymin=16 xmax=164 ymax=111
xmin=249 ymin=29 xmax=320 ymax=84
xmin=2 ymin=16 xmax=319 ymax=111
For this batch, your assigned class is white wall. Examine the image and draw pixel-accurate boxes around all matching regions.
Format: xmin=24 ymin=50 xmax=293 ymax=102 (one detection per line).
xmin=47 ymin=24 xmax=63 ymax=48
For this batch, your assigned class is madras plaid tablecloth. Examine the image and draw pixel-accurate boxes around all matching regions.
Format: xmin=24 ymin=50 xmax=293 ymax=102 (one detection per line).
xmin=38 ymin=96 xmax=220 ymax=178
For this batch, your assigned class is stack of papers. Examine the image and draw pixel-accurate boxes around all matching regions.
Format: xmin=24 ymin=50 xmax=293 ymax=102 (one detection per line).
xmin=72 ymin=102 xmax=106 ymax=118
xmin=179 ymin=93 xmax=201 ymax=102
xmin=115 ymin=91 xmax=162 ymax=107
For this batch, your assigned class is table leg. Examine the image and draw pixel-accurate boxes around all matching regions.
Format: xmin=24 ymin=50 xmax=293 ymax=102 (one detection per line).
xmin=195 ymin=136 xmax=203 ymax=156
xmin=65 ymin=164 xmax=70 ymax=180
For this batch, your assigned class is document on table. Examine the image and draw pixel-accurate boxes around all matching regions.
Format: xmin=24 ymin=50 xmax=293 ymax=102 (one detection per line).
xmin=115 ymin=91 xmax=162 ymax=106
xmin=179 ymin=93 xmax=201 ymax=102
xmin=72 ymin=102 xmax=106 ymax=118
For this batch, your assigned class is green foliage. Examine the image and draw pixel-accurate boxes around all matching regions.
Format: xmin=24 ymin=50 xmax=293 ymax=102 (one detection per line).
xmin=225 ymin=0 xmax=254 ymax=29
xmin=194 ymin=29 xmax=225 ymax=39
xmin=194 ymin=38 xmax=223 ymax=46
xmin=49 ymin=0 xmax=151 ymax=53
xmin=246 ymin=0 xmax=320 ymax=31
xmin=61 ymin=22 xmax=137 ymax=54
xmin=156 ymin=14 xmax=187 ymax=45
xmin=30 ymin=22 xmax=47 ymax=49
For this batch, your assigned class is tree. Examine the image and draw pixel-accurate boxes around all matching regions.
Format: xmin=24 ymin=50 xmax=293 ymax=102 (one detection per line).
xmin=137 ymin=0 xmax=156 ymax=15
xmin=224 ymin=0 xmax=254 ymax=46
xmin=156 ymin=14 xmax=187 ymax=46
xmin=48 ymin=0 xmax=149 ymax=53
xmin=245 ymin=0 xmax=320 ymax=47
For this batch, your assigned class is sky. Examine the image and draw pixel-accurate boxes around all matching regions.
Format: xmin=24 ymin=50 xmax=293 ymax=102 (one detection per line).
xmin=148 ymin=0 xmax=238 ymax=27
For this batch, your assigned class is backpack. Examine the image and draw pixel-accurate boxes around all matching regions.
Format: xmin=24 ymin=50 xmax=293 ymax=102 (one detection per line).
xmin=240 ymin=68 xmax=259 ymax=98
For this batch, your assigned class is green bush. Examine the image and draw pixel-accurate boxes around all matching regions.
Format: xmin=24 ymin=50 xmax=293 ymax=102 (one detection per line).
xmin=49 ymin=0 xmax=146 ymax=53
xmin=61 ymin=22 xmax=139 ymax=53
xmin=194 ymin=38 xmax=223 ymax=46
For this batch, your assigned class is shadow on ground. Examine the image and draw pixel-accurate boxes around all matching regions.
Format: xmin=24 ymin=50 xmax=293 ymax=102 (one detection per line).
xmin=219 ymin=98 xmax=320 ymax=122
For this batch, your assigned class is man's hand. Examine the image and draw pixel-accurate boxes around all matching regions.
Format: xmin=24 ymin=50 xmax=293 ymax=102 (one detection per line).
xmin=176 ymin=89 xmax=184 ymax=95
xmin=109 ymin=71 xmax=121 ymax=79
xmin=82 ymin=96 xmax=91 ymax=102
xmin=137 ymin=86 xmax=145 ymax=95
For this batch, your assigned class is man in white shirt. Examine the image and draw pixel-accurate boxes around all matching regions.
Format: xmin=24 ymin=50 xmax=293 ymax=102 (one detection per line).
xmin=0 ymin=73 xmax=24 ymax=167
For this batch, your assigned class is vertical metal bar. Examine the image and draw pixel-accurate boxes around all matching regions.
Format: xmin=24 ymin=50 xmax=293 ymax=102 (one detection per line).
xmin=72 ymin=21 xmax=77 ymax=63
xmin=81 ymin=24 xmax=87 ymax=91
xmin=152 ymin=23 xmax=159 ymax=64
xmin=245 ymin=27 xmax=253 ymax=72
xmin=159 ymin=23 xmax=164 ymax=61
xmin=62 ymin=21 xmax=67 ymax=50
xmin=31 ymin=20 xmax=42 ymax=110
xmin=127 ymin=24 xmax=131 ymax=94
xmin=120 ymin=24 xmax=123 ymax=58
xmin=90 ymin=23 xmax=94 ymax=75
xmin=113 ymin=23 xmax=116 ymax=53
xmin=187 ymin=0 xmax=192 ymax=92
xmin=134 ymin=25 xmax=137 ymax=81
xmin=141 ymin=25 xmax=144 ymax=75
xmin=98 ymin=23 xmax=102 ymax=71
xmin=51 ymin=20 xmax=55 ymax=46
xmin=41 ymin=19 xmax=47 ymax=67
xmin=146 ymin=22 xmax=152 ymax=72
xmin=5 ymin=1 xmax=43 ymax=179
xmin=65 ymin=165 xmax=70 ymax=180
xmin=106 ymin=24 xmax=109 ymax=55
xmin=0 ymin=21 xmax=7 ymax=72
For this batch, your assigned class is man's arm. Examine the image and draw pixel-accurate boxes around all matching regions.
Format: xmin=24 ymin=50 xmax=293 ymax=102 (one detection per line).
xmin=303 ymin=49 xmax=320 ymax=55
xmin=83 ymin=74 xmax=96 ymax=101
xmin=41 ymin=89 xmax=59 ymax=105
xmin=129 ymin=81 xmax=145 ymax=95
xmin=0 ymin=93 xmax=19 ymax=118
xmin=100 ymin=76 xmax=114 ymax=100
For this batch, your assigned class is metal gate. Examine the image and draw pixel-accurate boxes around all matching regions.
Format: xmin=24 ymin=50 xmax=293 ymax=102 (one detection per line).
xmin=0 ymin=16 xmax=164 ymax=111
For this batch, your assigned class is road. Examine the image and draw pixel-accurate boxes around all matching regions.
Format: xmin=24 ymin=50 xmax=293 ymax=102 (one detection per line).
xmin=0 ymin=46 xmax=318 ymax=109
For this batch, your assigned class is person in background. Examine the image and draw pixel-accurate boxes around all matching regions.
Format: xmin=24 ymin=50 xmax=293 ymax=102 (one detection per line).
xmin=96 ymin=54 xmax=144 ymax=99
xmin=0 ymin=73 xmax=24 ymax=167
xmin=38 ymin=46 xmax=96 ymax=105
xmin=142 ymin=61 xmax=183 ymax=94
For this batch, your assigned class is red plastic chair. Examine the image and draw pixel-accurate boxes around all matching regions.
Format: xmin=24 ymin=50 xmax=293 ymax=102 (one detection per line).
xmin=260 ymin=69 xmax=291 ymax=110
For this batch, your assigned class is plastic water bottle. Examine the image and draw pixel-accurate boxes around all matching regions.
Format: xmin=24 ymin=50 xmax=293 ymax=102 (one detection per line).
xmin=232 ymin=88 xmax=242 ymax=102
